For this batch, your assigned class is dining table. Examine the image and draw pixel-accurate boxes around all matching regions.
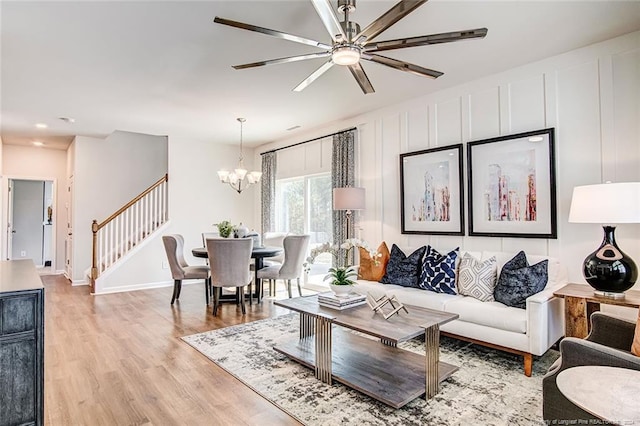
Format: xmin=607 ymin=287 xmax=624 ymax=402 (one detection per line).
xmin=191 ymin=245 xmax=283 ymax=303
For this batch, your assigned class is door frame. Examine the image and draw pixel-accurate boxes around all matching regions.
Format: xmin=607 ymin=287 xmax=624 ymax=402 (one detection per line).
xmin=1 ymin=175 xmax=58 ymax=269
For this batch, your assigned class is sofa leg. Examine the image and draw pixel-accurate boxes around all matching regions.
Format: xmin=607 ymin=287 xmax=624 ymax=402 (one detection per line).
xmin=523 ymin=353 xmax=532 ymax=377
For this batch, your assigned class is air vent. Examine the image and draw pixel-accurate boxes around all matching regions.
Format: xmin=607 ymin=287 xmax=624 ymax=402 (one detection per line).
xmin=286 ymin=125 xmax=301 ymax=131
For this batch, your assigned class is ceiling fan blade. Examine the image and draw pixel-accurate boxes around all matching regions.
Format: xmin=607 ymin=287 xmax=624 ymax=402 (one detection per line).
xmin=354 ymin=0 xmax=427 ymax=44
xmin=348 ymin=63 xmax=375 ymax=94
xmin=310 ymin=0 xmax=347 ymax=42
xmin=293 ymin=60 xmax=334 ymax=92
xmin=365 ymin=28 xmax=488 ymax=52
xmin=214 ymin=17 xmax=331 ymax=50
xmin=233 ymin=52 xmax=331 ymax=70
xmin=364 ymin=53 xmax=443 ymax=79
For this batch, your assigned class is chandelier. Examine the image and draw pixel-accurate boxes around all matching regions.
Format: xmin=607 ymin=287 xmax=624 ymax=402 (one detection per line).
xmin=217 ymin=118 xmax=262 ymax=193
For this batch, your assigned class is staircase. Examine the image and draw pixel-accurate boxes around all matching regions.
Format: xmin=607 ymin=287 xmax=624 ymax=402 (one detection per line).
xmin=90 ymin=174 xmax=168 ymax=292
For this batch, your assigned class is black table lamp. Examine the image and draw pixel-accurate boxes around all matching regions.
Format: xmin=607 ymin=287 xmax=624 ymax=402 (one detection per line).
xmin=569 ymin=182 xmax=639 ymax=298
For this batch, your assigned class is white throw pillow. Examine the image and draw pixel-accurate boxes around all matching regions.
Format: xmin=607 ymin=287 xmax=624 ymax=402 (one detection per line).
xmin=457 ymin=253 xmax=497 ymax=302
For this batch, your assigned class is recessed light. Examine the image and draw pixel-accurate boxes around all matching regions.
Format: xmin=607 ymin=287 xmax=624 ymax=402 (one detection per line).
xmin=32 ymin=141 xmax=44 ymax=147
xmin=528 ymin=136 xmax=543 ymax=142
xmin=286 ymin=125 xmax=301 ymax=131
xmin=35 ymin=123 xmax=48 ymax=129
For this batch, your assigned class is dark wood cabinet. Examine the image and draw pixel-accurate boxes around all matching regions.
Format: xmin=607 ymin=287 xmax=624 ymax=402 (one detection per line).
xmin=0 ymin=260 xmax=44 ymax=426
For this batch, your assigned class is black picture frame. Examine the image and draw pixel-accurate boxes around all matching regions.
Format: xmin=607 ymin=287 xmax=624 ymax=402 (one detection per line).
xmin=400 ymin=144 xmax=464 ymax=235
xmin=467 ymin=128 xmax=557 ymax=239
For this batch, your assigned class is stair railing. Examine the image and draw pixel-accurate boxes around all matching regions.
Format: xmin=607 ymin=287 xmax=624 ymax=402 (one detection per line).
xmin=91 ymin=174 xmax=168 ymax=290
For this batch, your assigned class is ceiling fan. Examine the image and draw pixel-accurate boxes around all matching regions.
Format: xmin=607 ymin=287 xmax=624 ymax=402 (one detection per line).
xmin=214 ymin=0 xmax=487 ymax=94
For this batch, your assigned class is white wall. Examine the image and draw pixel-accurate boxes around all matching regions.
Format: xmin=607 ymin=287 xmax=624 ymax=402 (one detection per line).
xmin=1 ymin=144 xmax=68 ymax=271
xmin=256 ymin=31 xmax=640 ymax=289
xmin=71 ymin=131 xmax=168 ymax=281
xmin=96 ymin=137 xmax=258 ymax=293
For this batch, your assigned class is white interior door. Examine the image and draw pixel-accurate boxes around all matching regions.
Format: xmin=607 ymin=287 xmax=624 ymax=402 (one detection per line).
xmin=10 ymin=180 xmax=45 ymax=265
xmin=65 ymin=176 xmax=74 ymax=278
xmin=6 ymin=179 xmax=14 ymax=260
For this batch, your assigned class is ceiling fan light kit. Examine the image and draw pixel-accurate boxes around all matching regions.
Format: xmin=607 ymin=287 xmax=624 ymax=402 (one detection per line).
xmin=214 ymin=0 xmax=487 ymax=94
xmin=332 ymin=45 xmax=361 ymax=65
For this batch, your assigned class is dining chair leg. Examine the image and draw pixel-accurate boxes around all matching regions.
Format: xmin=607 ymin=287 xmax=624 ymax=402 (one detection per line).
xmin=235 ymin=288 xmax=240 ymax=305
xmin=286 ymin=279 xmax=292 ymax=298
xmin=204 ymin=278 xmax=210 ymax=305
xmin=297 ymin=278 xmax=302 ymax=297
xmin=240 ymin=287 xmax=246 ymax=315
xmin=171 ymin=279 xmax=181 ymax=304
xmin=249 ymin=281 xmax=253 ymax=306
xmin=212 ymin=287 xmax=220 ymax=316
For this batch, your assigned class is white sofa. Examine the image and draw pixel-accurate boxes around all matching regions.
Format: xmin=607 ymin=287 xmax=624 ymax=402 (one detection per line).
xmin=353 ymin=250 xmax=567 ymax=376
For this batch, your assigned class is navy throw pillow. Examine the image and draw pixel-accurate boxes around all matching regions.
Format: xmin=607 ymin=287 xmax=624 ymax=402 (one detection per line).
xmin=419 ymin=246 xmax=459 ymax=294
xmin=494 ymin=251 xmax=548 ymax=309
xmin=379 ymin=244 xmax=427 ymax=288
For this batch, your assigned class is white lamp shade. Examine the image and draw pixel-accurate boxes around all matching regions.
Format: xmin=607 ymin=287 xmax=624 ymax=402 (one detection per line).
xmin=568 ymin=182 xmax=640 ymax=223
xmin=333 ymin=187 xmax=365 ymax=211
xmin=217 ymin=170 xmax=229 ymax=183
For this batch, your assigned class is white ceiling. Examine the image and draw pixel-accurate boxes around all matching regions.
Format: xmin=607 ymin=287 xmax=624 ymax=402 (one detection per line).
xmin=2 ymin=1 xmax=639 ymax=150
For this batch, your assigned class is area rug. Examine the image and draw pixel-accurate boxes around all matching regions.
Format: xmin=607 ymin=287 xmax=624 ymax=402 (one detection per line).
xmin=182 ymin=313 xmax=558 ymax=426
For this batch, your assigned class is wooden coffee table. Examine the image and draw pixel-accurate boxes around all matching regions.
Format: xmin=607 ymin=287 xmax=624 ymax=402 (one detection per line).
xmin=274 ymin=295 xmax=459 ymax=408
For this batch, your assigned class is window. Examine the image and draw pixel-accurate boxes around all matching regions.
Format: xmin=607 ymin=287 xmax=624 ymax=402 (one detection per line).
xmin=275 ymin=173 xmax=332 ymax=244
xmin=275 ymin=173 xmax=333 ymax=283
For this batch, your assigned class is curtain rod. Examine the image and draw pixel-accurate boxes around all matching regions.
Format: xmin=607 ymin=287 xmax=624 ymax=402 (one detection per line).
xmin=260 ymin=127 xmax=357 ymax=155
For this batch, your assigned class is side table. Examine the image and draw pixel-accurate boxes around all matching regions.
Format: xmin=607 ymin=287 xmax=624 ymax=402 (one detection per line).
xmin=553 ymin=283 xmax=640 ymax=338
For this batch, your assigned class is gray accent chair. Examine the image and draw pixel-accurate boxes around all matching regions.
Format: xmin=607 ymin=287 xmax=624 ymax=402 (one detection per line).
xmin=543 ymin=312 xmax=640 ymax=423
xmin=257 ymin=235 xmax=310 ymax=298
xmin=162 ymin=234 xmax=211 ymax=305
xmin=206 ymin=237 xmax=253 ymax=315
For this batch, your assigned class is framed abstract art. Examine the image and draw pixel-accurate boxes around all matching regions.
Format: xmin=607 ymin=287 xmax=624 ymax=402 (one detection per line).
xmin=467 ymin=128 xmax=557 ymax=238
xmin=400 ymin=144 xmax=464 ymax=235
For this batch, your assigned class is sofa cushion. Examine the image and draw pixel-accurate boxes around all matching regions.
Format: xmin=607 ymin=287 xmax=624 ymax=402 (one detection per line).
xmin=457 ymin=253 xmax=497 ymax=302
xmin=419 ymin=246 xmax=458 ymax=294
xmin=444 ymin=297 xmax=527 ymax=334
xmin=482 ymin=251 xmax=562 ymax=290
xmin=380 ymin=244 xmax=426 ymax=288
xmin=494 ymin=251 xmax=548 ymax=309
xmin=353 ymin=280 xmax=457 ymax=311
xmin=358 ymin=241 xmax=390 ymax=281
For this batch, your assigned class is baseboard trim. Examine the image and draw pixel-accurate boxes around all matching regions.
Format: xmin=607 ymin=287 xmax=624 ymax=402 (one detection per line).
xmin=93 ymin=280 xmax=178 ymax=295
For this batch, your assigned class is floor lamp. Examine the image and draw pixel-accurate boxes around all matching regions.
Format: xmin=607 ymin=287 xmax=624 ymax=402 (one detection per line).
xmin=333 ymin=186 xmax=365 ymax=242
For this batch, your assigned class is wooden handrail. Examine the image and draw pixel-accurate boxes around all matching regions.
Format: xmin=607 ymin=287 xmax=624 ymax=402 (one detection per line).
xmin=96 ymin=174 xmax=168 ymax=230
xmin=91 ymin=173 xmax=169 ymax=291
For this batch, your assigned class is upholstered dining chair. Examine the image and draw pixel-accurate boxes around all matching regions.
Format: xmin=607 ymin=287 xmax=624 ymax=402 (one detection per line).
xmin=257 ymin=234 xmax=310 ymax=298
xmin=162 ymin=234 xmax=211 ymax=305
xmin=201 ymin=232 xmax=220 ymax=246
xmin=262 ymin=232 xmax=288 ymax=268
xmin=201 ymin=232 xmax=220 ymax=265
xmin=206 ymin=237 xmax=254 ymax=315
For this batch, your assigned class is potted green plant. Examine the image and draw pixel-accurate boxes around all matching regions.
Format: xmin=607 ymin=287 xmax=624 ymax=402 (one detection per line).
xmin=324 ymin=265 xmax=358 ymax=296
xmin=215 ymin=220 xmax=234 ymax=238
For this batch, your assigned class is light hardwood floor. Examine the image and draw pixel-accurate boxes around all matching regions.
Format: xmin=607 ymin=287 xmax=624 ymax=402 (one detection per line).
xmin=42 ymin=274 xmax=302 ymax=425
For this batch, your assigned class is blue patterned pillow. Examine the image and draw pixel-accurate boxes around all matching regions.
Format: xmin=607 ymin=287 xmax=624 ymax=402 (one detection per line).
xmin=494 ymin=251 xmax=548 ymax=309
xmin=418 ymin=246 xmax=459 ymax=294
xmin=379 ymin=245 xmax=427 ymax=288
